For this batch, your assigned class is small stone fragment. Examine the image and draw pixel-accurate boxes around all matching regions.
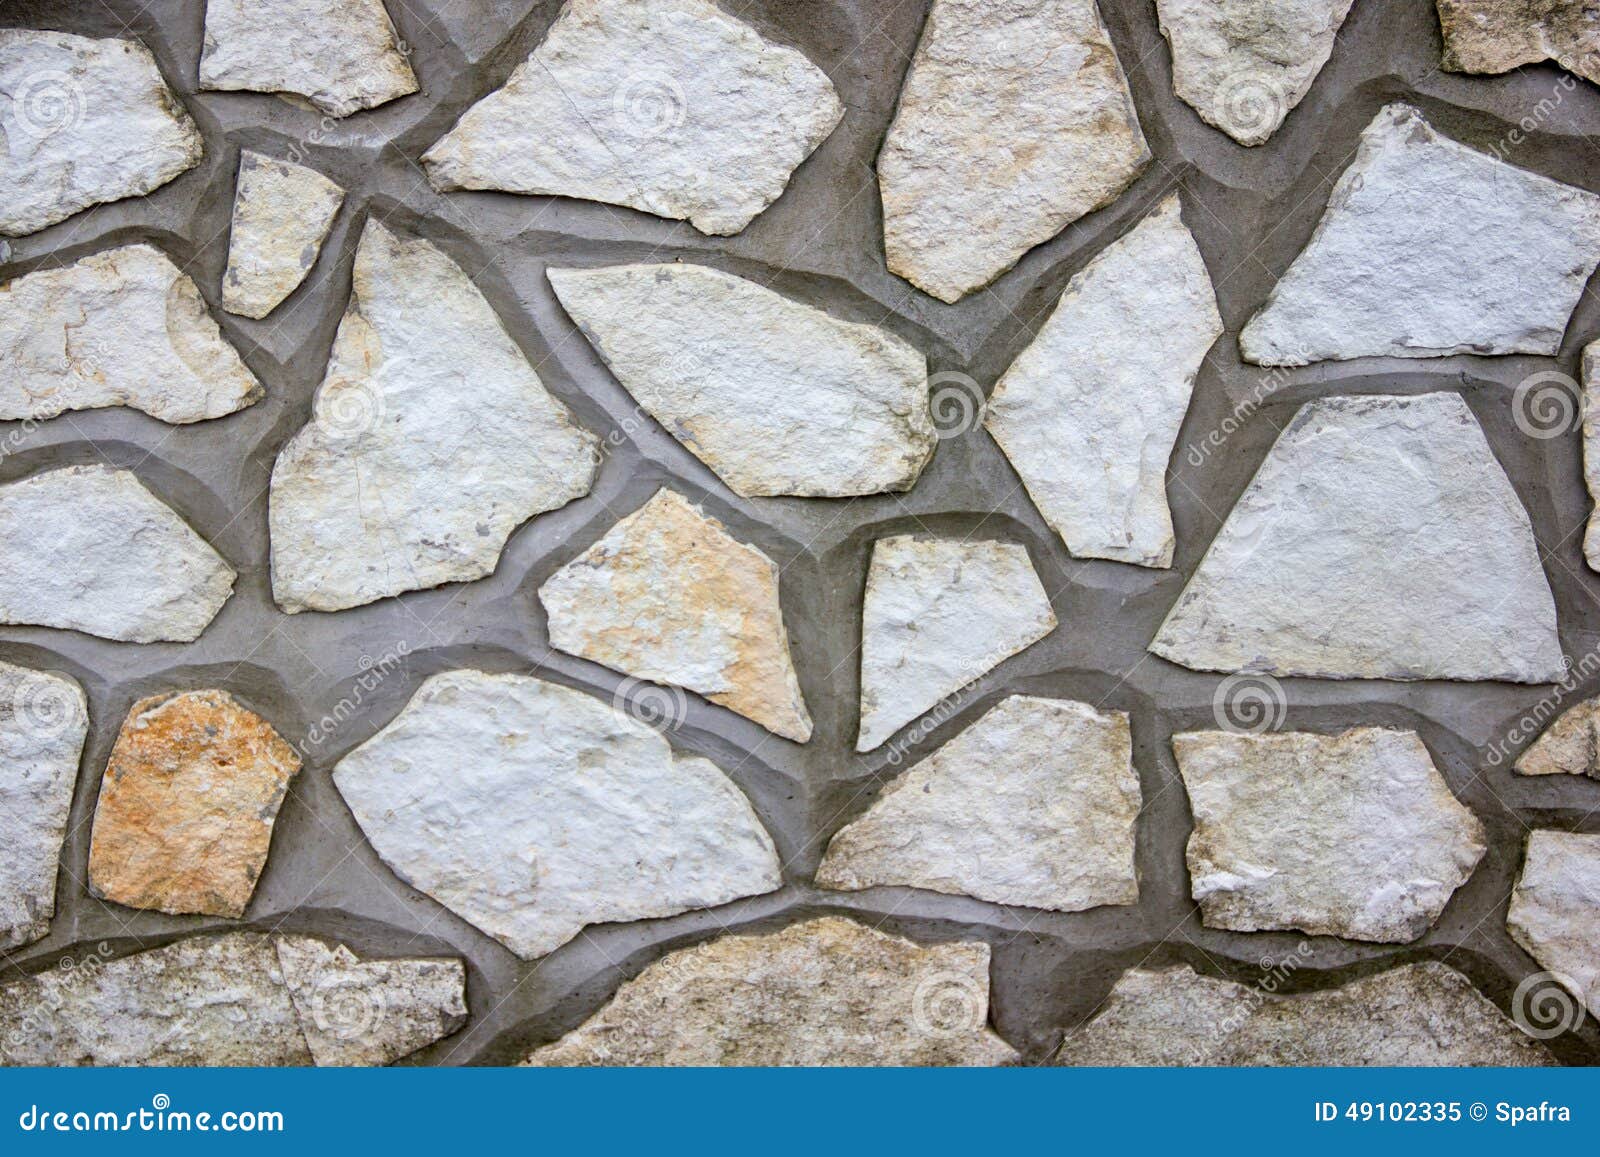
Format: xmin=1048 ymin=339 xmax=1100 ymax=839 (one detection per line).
xmin=549 ymin=264 xmax=934 ymax=498
xmin=0 ymin=465 xmax=235 ymax=643
xmin=333 ymin=670 xmax=781 ymax=960
xmin=818 ymin=696 xmax=1140 ymax=911
xmin=1057 ymin=963 xmax=1554 ymax=1066
xmin=986 ymin=196 xmax=1221 ymax=568
xmin=858 ymin=536 xmax=1056 ymax=752
xmin=540 ymin=490 xmax=812 ymax=742
xmin=222 ymin=151 xmax=345 ymax=319
xmin=0 ymin=662 xmax=87 ymax=951
xmin=269 ymin=219 xmax=597 ymax=613
xmin=1173 ymin=728 xmax=1487 ymax=942
xmin=525 ymin=916 xmax=1018 ymax=1066
xmin=0 ymin=31 xmax=203 ymax=237
xmin=1438 ymin=0 xmax=1600 ymax=85
xmin=1151 ymin=393 xmax=1564 ymax=683
xmin=1507 ymin=830 xmax=1600 ymax=1020
xmin=1582 ymin=340 xmax=1600 ymax=574
xmin=422 ymin=0 xmax=842 ymax=235
xmin=87 ymin=691 xmax=301 ymax=918
xmin=199 ymin=0 xmax=418 ymax=117
xmin=0 ymin=244 xmax=262 ymax=422
xmin=878 ymin=0 xmax=1150 ymax=302
xmin=1241 ymin=104 xmax=1600 ymax=365
xmin=1515 ymin=695 xmax=1600 ymax=780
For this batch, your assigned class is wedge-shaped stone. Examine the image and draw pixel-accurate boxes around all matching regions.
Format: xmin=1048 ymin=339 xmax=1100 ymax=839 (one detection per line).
xmin=0 ymin=31 xmax=202 ymax=237
xmin=0 ymin=244 xmax=262 ymax=422
xmin=819 ymin=697 xmax=1139 ymax=911
xmin=1157 ymin=0 xmax=1355 ymax=146
xmin=199 ymin=0 xmax=418 ymax=117
xmin=1507 ymin=831 xmax=1600 ymax=1020
xmin=334 ymin=670 xmax=781 ymax=960
xmin=1582 ymin=341 xmax=1600 ymax=574
xmin=987 ymin=196 xmax=1220 ymax=568
xmin=1174 ymin=728 xmax=1487 ymax=942
xmin=1057 ymin=963 xmax=1553 ymax=1066
xmin=540 ymin=490 xmax=812 ymax=741
xmin=549 ymin=264 xmax=934 ymax=498
xmin=1241 ymin=104 xmax=1600 ymax=365
xmin=858 ymin=537 xmax=1056 ymax=752
xmin=879 ymin=0 xmax=1150 ymax=302
xmin=270 ymin=219 xmax=597 ymax=613
xmin=0 ymin=465 xmax=235 ymax=643
xmin=422 ymin=0 xmax=842 ymax=235
xmin=1151 ymin=393 xmax=1564 ymax=682
xmin=1439 ymin=0 xmax=1600 ymax=85
xmin=525 ymin=916 xmax=1018 ymax=1066
xmin=0 ymin=662 xmax=87 ymax=951
xmin=1516 ymin=695 xmax=1600 ymax=780
xmin=222 ymin=152 xmax=345 ymax=319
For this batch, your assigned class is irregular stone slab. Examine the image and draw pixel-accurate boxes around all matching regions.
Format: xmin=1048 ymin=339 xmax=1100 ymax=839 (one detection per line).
xmin=858 ymin=537 xmax=1056 ymax=752
xmin=269 ymin=219 xmax=597 ymax=613
xmin=525 ymin=917 xmax=1018 ymax=1065
xmin=199 ymin=0 xmax=418 ymax=117
xmin=1156 ymin=0 xmax=1355 ymax=146
xmin=1241 ymin=104 xmax=1600 ymax=365
xmin=549 ymin=264 xmax=933 ymax=498
xmin=222 ymin=152 xmax=345 ymax=319
xmin=0 ymin=31 xmax=202 ymax=238
xmin=540 ymin=490 xmax=812 ymax=741
xmin=1438 ymin=0 xmax=1600 ymax=85
xmin=1057 ymin=962 xmax=1554 ymax=1066
xmin=333 ymin=670 xmax=781 ymax=960
xmin=818 ymin=696 xmax=1139 ymax=911
xmin=1582 ymin=341 xmax=1600 ymax=573
xmin=1507 ymin=830 xmax=1600 ymax=1020
xmin=0 ymin=244 xmax=262 ymax=422
xmin=1516 ymin=696 xmax=1600 ymax=780
xmin=1174 ymin=728 xmax=1487 ymax=942
xmin=87 ymin=691 xmax=301 ymax=918
xmin=986 ymin=196 xmax=1221 ymax=568
xmin=1151 ymin=393 xmax=1564 ymax=683
xmin=878 ymin=0 xmax=1150 ymax=302
xmin=422 ymin=0 xmax=842 ymax=235
xmin=0 ymin=465 xmax=235 ymax=643
xmin=0 ymin=662 xmax=87 ymax=951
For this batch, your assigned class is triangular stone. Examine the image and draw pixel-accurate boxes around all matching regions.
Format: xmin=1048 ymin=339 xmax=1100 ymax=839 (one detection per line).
xmin=222 ymin=151 xmax=345 ymax=319
xmin=1516 ymin=695 xmax=1600 ymax=780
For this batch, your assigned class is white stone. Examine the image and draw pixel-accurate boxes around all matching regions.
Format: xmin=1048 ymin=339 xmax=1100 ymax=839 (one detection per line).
xmin=878 ymin=0 xmax=1150 ymax=302
xmin=986 ymin=196 xmax=1221 ymax=568
xmin=333 ymin=670 xmax=782 ymax=960
xmin=0 ymin=244 xmax=261 ymax=422
xmin=422 ymin=0 xmax=842 ymax=235
xmin=818 ymin=696 xmax=1139 ymax=912
xmin=549 ymin=263 xmax=933 ymax=498
xmin=1515 ymin=695 xmax=1600 ymax=780
xmin=0 ymin=465 xmax=235 ymax=643
xmin=1151 ymin=393 xmax=1564 ymax=683
xmin=1241 ymin=104 xmax=1600 ymax=365
xmin=1156 ymin=0 xmax=1355 ymax=146
xmin=0 ymin=31 xmax=202 ymax=238
xmin=1507 ymin=831 xmax=1600 ymax=1020
xmin=858 ymin=536 xmax=1056 ymax=752
xmin=269 ymin=219 xmax=597 ymax=613
xmin=1582 ymin=340 xmax=1600 ymax=574
xmin=222 ymin=152 xmax=345 ymax=319
xmin=199 ymin=0 xmax=418 ymax=118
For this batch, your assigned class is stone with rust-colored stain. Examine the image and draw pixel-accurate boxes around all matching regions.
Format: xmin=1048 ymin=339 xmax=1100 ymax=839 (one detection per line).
xmin=88 ymin=691 xmax=301 ymax=917
xmin=1438 ymin=0 xmax=1600 ymax=85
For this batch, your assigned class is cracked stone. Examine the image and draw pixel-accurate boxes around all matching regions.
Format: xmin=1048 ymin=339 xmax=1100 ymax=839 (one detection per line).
xmin=1438 ymin=0 xmax=1600 ymax=85
xmin=222 ymin=151 xmax=345 ymax=319
xmin=1507 ymin=830 xmax=1600 ymax=1020
xmin=1516 ymin=695 xmax=1600 ymax=780
xmin=1582 ymin=341 xmax=1600 ymax=574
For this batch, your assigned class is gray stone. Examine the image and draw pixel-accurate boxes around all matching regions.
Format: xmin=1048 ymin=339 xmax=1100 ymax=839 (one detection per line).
xmin=1582 ymin=340 xmax=1600 ymax=574
xmin=222 ymin=152 xmax=345 ymax=319
xmin=1438 ymin=0 xmax=1600 ymax=85
xmin=1507 ymin=830 xmax=1600 ymax=1020
xmin=1516 ymin=695 xmax=1600 ymax=780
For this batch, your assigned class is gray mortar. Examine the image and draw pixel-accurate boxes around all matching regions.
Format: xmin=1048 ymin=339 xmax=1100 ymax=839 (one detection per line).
xmin=0 ymin=0 xmax=1597 ymax=1067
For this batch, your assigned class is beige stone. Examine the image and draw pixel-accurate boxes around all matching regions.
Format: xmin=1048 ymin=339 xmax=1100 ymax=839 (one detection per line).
xmin=1438 ymin=0 xmax=1600 ymax=85
xmin=1507 ymin=831 xmax=1600 ymax=1020
xmin=222 ymin=151 xmax=345 ymax=319
xmin=1516 ymin=695 xmax=1600 ymax=780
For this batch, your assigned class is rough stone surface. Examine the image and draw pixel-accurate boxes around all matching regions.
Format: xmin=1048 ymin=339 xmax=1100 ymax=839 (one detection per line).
xmin=269 ymin=219 xmax=597 ymax=613
xmin=540 ymin=490 xmax=813 ymax=742
xmin=1507 ymin=831 xmax=1600 ymax=1019
xmin=985 ymin=196 xmax=1221 ymax=568
xmin=818 ymin=696 xmax=1140 ymax=912
xmin=1173 ymin=728 xmax=1487 ymax=942
xmin=333 ymin=670 xmax=782 ymax=960
xmin=1157 ymin=0 xmax=1355 ymax=145
xmin=549 ymin=263 xmax=934 ymax=498
xmin=86 ymin=691 xmax=302 ymax=918
xmin=1438 ymin=0 xmax=1600 ymax=85
xmin=0 ymin=30 xmax=202 ymax=238
xmin=1582 ymin=339 xmax=1600 ymax=574
xmin=524 ymin=916 xmax=1018 ymax=1066
xmin=0 ymin=465 xmax=235 ymax=643
xmin=222 ymin=151 xmax=345 ymax=319
xmin=1151 ymin=393 xmax=1564 ymax=683
xmin=1241 ymin=103 xmax=1600 ymax=365
xmin=0 ymin=243 xmax=262 ymax=423
xmin=1516 ymin=696 xmax=1600 ymax=780
xmin=422 ymin=0 xmax=842 ymax=235
xmin=878 ymin=0 xmax=1150 ymax=302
